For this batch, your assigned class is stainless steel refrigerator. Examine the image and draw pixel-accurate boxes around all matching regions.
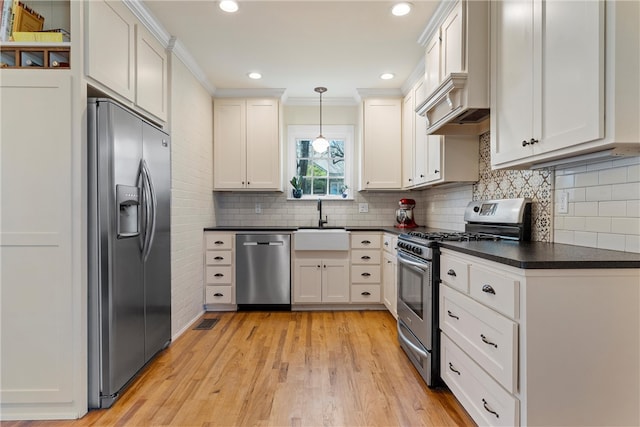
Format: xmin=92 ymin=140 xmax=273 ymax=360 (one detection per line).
xmin=87 ymin=98 xmax=171 ymax=409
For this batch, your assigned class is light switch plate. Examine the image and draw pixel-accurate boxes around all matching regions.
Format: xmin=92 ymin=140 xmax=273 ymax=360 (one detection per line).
xmin=558 ymin=192 xmax=568 ymax=214
xmin=358 ymin=203 xmax=369 ymax=213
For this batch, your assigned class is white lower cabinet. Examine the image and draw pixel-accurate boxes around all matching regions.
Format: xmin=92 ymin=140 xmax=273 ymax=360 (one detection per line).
xmin=293 ymin=254 xmax=350 ymax=304
xmin=350 ymin=233 xmax=382 ymax=304
xmin=382 ymin=233 xmax=398 ymax=318
xmin=439 ymin=249 xmax=640 ymax=427
xmin=203 ymin=232 xmax=236 ymax=310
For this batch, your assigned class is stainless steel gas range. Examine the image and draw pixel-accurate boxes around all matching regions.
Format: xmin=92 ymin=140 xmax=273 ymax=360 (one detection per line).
xmin=396 ymin=198 xmax=532 ymax=387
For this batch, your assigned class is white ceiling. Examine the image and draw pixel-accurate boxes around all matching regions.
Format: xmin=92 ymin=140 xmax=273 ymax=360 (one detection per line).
xmin=142 ymin=1 xmax=440 ymax=104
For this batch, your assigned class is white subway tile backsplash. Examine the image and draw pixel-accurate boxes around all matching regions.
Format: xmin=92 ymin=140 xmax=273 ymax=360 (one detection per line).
xmin=563 ymin=216 xmax=586 ymax=231
xmin=598 ymin=167 xmax=628 ymax=185
xmin=612 ymin=182 xmax=640 ymax=201
xmin=627 ymin=200 xmax=640 ymax=217
xmin=599 ymin=200 xmax=628 ymax=217
xmin=574 ymin=231 xmax=598 ymax=248
xmin=574 ymin=202 xmax=599 ymax=217
xmin=585 ymin=185 xmax=612 ymax=201
xmin=554 ymin=230 xmax=575 ymax=245
xmin=555 ymin=174 xmax=575 ymax=189
xmin=574 ymin=171 xmax=599 ymax=187
xmin=597 ymin=233 xmax=626 ymax=251
xmin=627 ymin=164 xmax=640 ymax=182
xmin=584 ymin=217 xmax=611 ymax=233
xmin=625 ymin=235 xmax=640 ymax=253
xmin=611 ymin=217 xmax=640 ymax=235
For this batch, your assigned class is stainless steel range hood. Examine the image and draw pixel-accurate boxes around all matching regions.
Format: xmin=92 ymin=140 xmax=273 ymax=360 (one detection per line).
xmin=415 ymin=72 xmax=490 ymax=136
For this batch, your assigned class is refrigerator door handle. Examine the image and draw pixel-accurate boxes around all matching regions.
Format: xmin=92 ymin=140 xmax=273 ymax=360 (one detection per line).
xmin=141 ymin=160 xmax=157 ymax=263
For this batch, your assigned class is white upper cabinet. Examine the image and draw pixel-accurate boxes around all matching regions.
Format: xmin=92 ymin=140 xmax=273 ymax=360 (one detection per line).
xmin=213 ymin=98 xmax=281 ymax=191
xmin=417 ymin=0 xmax=490 ymax=135
xmin=491 ymin=0 xmax=640 ymax=169
xmin=361 ymin=98 xmax=402 ymax=190
xmin=402 ymin=89 xmax=415 ymax=188
xmin=85 ymin=0 xmax=168 ymax=123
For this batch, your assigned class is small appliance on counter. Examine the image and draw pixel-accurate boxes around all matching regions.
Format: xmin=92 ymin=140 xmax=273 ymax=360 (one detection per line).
xmin=395 ymin=198 xmax=418 ymax=228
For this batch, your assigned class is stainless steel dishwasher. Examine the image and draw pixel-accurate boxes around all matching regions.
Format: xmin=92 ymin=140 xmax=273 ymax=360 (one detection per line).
xmin=235 ymin=233 xmax=291 ymax=310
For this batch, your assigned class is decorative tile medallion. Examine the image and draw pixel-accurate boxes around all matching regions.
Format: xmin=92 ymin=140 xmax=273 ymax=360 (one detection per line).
xmin=473 ymin=133 xmax=553 ymax=242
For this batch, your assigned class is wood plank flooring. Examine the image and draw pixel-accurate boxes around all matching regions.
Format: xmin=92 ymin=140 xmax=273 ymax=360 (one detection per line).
xmin=6 ymin=310 xmax=475 ymax=427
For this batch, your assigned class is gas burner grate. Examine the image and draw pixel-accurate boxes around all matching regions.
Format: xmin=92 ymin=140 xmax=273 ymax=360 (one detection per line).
xmin=406 ymin=231 xmax=501 ymax=242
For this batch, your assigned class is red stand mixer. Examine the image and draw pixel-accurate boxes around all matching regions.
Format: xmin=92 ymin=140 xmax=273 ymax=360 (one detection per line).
xmin=395 ymin=198 xmax=418 ymax=228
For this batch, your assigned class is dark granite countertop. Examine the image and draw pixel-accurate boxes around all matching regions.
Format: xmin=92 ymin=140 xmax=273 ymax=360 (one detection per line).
xmin=439 ymin=240 xmax=640 ymax=269
xmin=204 ymin=225 xmax=436 ymax=235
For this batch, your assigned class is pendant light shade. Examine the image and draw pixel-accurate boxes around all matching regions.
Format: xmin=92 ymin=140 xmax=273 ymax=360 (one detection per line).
xmin=312 ymin=87 xmax=329 ymax=153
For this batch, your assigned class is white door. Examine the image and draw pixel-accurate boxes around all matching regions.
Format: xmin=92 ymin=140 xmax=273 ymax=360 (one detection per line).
xmin=294 ymin=259 xmax=323 ymax=303
xmin=246 ymin=99 xmax=280 ymax=189
xmin=322 ymin=260 xmax=350 ymax=303
xmin=214 ymin=99 xmax=246 ymax=189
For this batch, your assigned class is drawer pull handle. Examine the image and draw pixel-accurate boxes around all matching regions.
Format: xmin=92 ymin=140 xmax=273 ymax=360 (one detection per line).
xmin=361 ymin=272 xmax=371 ymax=277
xmin=213 ymin=293 xmax=224 ymax=297
xmin=447 ymin=269 xmax=456 ymax=277
xmin=384 ymin=241 xmax=389 ymax=246
xmin=480 ymin=334 xmax=498 ymax=348
xmin=482 ymin=284 xmax=496 ymax=295
xmin=214 ymin=241 xmax=224 ymax=245
xmin=214 ymin=256 xmax=224 ymax=260
xmin=447 ymin=310 xmax=459 ymax=320
xmin=214 ymin=273 xmax=224 ymax=278
xmin=361 ymin=255 xmax=371 ymax=260
xmin=361 ymin=240 xmax=371 ymax=245
xmin=448 ymin=362 xmax=460 ymax=375
xmin=482 ymin=398 xmax=500 ymax=419
xmin=361 ymin=291 xmax=371 ymax=296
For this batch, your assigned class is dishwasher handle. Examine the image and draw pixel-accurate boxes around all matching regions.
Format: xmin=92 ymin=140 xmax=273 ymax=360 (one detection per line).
xmin=243 ymin=241 xmax=285 ymax=246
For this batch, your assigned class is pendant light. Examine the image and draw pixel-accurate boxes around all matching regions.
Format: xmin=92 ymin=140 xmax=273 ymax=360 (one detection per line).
xmin=312 ymin=87 xmax=329 ymax=153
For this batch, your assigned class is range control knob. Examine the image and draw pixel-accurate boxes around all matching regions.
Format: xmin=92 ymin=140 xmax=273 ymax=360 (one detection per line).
xmin=473 ymin=206 xmax=480 ymax=212
xmin=415 ymin=247 xmax=423 ymax=255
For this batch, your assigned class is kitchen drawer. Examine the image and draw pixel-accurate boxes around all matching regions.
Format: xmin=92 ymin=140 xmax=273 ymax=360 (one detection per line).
xmin=351 ymin=233 xmax=381 ymax=249
xmin=441 ymin=334 xmax=520 ymax=427
xmin=205 ymin=266 xmax=233 ymax=285
xmin=351 ymin=265 xmax=381 ymax=283
xmin=205 ymin=285 xmax=233 ymax=304
xmin=470 ymin=264 xmax=519 ymax=319
xmin=440 ymin=284 xmax=518 ymax=393
xmin=205 ymin=233 xmax=234 ymax=250
xmin=351 ymin=284 xmax=381 ymax=303
xmin=351 ymin=249 xmax=381 ymax=265
xmin=205 ymin=250 xmax=232 ymax=266
xmin=440 ymin=254 xmax=470 ymax=293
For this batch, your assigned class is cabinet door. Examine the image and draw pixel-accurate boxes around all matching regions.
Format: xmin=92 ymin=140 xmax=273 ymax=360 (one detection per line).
xmin=294 ymin=259 xmax=322 ymax=303
xmin=86 ymin=0 xmax=135 ymax=101
xmin=1 ymin=73 xmax=75 ymax=404
xmin=424 ymin=32 xmax=441 ymax=96
xmin=535 ymin=0 xmax=604 ymax=154
xmin=246 ymin=99 xmax=280 ymax=190
xmin=413 ymin=80 xmax=429 ymax=186
xmin=490 ymin=0 xmax=535 ymax=165
xmin=382 ymin=251 xmax=397 ymax=318
xmin=214 ymin=99 xmax=246 ymax=189
xmin=441 ymin=1 xmax=464 ymax=78
xmin=425 ymin=134 xmax=442 ymax=182
xmin=322 ymin=260 xmax=350 ymax=303
xmin=362 ymin=98 xmax=402 ymax=189
xmin=135 ymin=25 xmax=168 ymax=122
xmin=401 ymin=91 xmax=415 ymax=188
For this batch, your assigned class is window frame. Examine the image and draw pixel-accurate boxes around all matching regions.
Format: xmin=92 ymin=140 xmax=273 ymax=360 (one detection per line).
xmin=287 ymin=124 xmax=354 ymax=200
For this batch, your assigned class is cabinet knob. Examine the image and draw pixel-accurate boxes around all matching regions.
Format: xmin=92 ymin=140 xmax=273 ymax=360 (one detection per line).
xmin=214 ymin=241 xmax=224 ymax=245
xmin=214 ymin=256 xmax=224 ymax=260
xmin=522 ymin=139 xmax=529 ymax=147
xmin=361 ymin=255 xmax=371 ymax=260
xmin=420 ymin=174 xmax=425 ymax=178
xmin=366 ymin=181 xmax=370 ymax=185
xmin=213 ymin=293 xmax=224 ymax=297
xmin=447 ymin=269 xmax=456 ymax=277
xmin=434 ymin=170 xmax=439 ymax=174
xmin=408 ymin=178 xmax=412 ymax=182
xmin=361 ymin=291 xmax=371 ymax=296
xmin=384 ymin=241 xmax=389 ymax=246
xmin=361 ymin=240 xmax=371 ymax=245
xmin=482 ymin=284 xmax=496 ymax=295
xmin=522 ymin=138 xmax=538 ymax=147
xmin=214 ymin=273 xmax=224 ymax=277
xmin=361 ymin=272 xmax=371 ymax=277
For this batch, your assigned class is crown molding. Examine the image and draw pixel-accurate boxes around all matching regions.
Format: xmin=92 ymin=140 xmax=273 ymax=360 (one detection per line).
xmin=417 ymin=0 xmax=458 ymax=46
xmin=213 ymin=88 xmax=287 ymax=99
xmin=355 ymin=88 xmax=404 ymax=101
xmin=283 ymin=97 xmax=360 ymax=107
xmin=125 ymin=0 xmax=217 ymax=95
xmin=401 ymin=57 xmax=426 ymax=95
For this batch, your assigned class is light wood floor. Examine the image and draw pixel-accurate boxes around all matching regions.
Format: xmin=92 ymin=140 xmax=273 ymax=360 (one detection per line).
xmin=6 ymin=310 xmax=475 ymax=427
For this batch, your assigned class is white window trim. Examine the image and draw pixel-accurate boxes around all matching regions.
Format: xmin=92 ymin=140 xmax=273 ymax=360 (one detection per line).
xmin=287 ymin=124 xmax=354 ymax=200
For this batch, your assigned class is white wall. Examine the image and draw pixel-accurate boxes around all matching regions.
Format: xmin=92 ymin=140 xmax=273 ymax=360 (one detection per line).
xmin=169 ymin=54 xmax=215 ymax=337
xmin=554 ymin=156 xmax=640 ymax=253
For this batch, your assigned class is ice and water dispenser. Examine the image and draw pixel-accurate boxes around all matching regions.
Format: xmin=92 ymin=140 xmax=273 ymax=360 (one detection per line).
xmin=116 ymin=184 xmax=140 ymax=238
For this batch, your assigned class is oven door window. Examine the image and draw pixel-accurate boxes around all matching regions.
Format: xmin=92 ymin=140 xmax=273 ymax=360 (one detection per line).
xmin=397 ymin=252 xmax=429 ymax=319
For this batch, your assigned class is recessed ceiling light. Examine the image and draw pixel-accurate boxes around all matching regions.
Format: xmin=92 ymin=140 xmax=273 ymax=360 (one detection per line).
xmin=248 ymin=72 xmax=262 ymax=80
xmin=391 ymin=2 xmax=412 ymax=16
xmin=380 ymin=73 xmax=395 ymax=80
xmin=219 ymin=0 xmax=238 ymax=13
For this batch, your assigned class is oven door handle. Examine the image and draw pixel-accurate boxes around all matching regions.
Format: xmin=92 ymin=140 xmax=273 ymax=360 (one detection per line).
xmin=397 ymin=251 xmax=428 ymax=273
xmin=397 ymin=321 xmax=430 ymax=360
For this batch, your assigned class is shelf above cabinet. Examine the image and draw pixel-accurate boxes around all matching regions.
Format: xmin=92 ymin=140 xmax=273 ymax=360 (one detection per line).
xmin=0 ymin=42 xmax=70 ymax=69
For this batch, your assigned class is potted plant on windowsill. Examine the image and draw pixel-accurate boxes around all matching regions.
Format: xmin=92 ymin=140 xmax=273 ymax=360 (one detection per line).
xmin=290 ymin=176 xmax=303 ymax=198
xmin=340 ymin=185 xmax=349 ymax=198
